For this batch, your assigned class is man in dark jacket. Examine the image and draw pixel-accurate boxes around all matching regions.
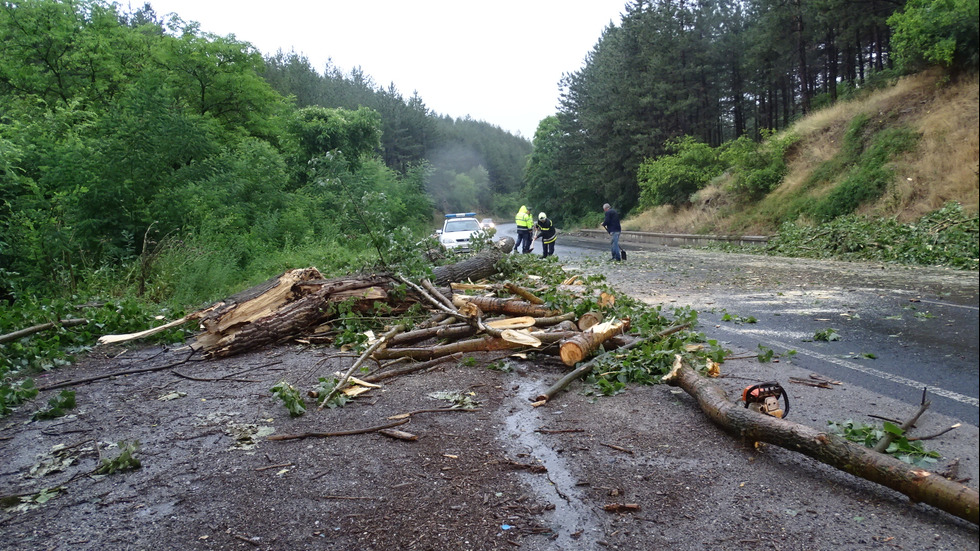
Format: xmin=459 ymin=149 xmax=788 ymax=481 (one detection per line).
xmin=601 ymin=203 xmax=622 ymax=261
xmin=534 ymin=212 xmax=557 ymax=258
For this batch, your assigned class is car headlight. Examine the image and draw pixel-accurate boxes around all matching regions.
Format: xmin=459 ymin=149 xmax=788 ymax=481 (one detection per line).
xmin=441 ymin=237 xmax=454 ymax=244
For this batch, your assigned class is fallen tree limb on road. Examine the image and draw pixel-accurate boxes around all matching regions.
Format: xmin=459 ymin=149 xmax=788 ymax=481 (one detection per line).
xmin=267 ymin=418 xmax=411 ymax=441
xmin=663 ymin=357 xmax=980 ymax=525
xmin=533 ymin=323 xmax=690 ymax=404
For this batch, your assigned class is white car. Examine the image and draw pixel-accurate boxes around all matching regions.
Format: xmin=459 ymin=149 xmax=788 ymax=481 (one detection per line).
xmin=438 ymin=213 xmax=484 ymax=251
xmin=480 ymin=218 xmax=495 ymax=229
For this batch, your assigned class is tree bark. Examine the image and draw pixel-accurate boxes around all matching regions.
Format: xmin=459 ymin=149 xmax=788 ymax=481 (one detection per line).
xmin=374 ymin=334 xmax=527 ymax=361
xmin=452 ymin=295 xmax=560 ymax=318
xmin=1 ymin=318 xmax=88 ymax=344
xmin=504 ymin=282 xmax=545 ymax=304
xmin=663 ymin=359 xmax=979 ymax=525
xmin=387 ymin=323 xmax=478 ymax=348
xmin=431 ymin=238 xmax=512 ymax=285
xmin=559 ymin=319 xmax=630 ymax=366
xmin=194 ymin=274 xmax=396 ymax=358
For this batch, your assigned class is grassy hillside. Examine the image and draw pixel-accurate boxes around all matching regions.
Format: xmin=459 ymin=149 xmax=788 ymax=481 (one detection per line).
xmin=626 ymin=71 xmax=979 ymax=236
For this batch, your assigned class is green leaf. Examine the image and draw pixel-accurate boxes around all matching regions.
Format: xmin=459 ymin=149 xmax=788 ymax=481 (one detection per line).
xmin=882 ymin=422 xmax=904 ymax=436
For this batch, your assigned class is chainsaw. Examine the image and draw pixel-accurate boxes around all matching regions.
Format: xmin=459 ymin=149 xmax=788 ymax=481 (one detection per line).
xmin=742 ymin=382 xmax=789 ymax=418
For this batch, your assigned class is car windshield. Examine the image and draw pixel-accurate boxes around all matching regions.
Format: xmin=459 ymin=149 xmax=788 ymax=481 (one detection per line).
xmin=445 ymin=220 xmax=481 ymax=233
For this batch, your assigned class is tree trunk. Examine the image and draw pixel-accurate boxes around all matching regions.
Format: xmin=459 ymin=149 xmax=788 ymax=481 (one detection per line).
xmin=194 ymin=274 xmax=395 ymax=358
xmin=431 ymin=238 xmax=513 ymax=285
xmin=664 ymin=360 xmax=980 ymax=525
xmin=98 ymin=245 xmax=513 ymax=357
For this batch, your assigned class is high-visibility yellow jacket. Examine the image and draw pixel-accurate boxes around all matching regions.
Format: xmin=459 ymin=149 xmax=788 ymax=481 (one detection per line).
xmin=515 ymin=206 xmax=533 ymax=230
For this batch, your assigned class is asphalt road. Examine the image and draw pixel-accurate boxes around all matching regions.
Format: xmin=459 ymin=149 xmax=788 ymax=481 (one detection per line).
xmin=497 ymin=222 xmax=980 ymax=426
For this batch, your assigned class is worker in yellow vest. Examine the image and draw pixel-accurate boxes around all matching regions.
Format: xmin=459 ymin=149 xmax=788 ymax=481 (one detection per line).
xmin=514 ymin=205 xmax=533 ymax=254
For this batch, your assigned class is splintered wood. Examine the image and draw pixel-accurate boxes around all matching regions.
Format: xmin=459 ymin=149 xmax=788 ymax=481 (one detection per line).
xmin=95 ymin=238 xmax=641 ymax=404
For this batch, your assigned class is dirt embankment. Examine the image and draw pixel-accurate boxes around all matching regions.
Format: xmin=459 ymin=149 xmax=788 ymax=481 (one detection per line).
xmin=1 ymin=249 xmax=977 ymax=550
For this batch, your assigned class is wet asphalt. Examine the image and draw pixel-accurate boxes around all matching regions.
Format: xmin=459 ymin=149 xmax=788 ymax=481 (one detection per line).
xmin=495 ymin=222 xmax=980 ymax=426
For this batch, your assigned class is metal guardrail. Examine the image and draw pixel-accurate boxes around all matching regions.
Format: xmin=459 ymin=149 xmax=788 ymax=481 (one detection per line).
xmin=574 ymin=229 xmax=769 ymax=247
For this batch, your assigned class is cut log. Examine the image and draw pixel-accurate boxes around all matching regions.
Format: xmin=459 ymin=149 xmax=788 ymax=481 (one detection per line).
xmin=486 ymin=316 xmax=537 ymax=330
xmin=663 ymin=358 xmax=980 ymax=526
xmin=451 ymin=295 xmax=560 ymax=318
xmin=535 ymin=324 xmax=690 ymax=403
xmin=577 ymin=311 xmax=603 ymax=332
xmin=431 ymin=238 xmax=512 ymax=285
xmin=559 ymin=318 xmax=631 ymax=366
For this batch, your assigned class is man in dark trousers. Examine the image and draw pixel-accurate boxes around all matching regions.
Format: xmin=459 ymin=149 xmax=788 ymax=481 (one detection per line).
xmin=533 ymin=212 xmax=557 ymax=258
xmin=601 ymin=203 xmax=622 ymax=261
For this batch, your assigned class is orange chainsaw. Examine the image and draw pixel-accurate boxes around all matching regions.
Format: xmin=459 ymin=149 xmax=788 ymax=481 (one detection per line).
xmin=742 ymin=382 xmax=789 ymax=418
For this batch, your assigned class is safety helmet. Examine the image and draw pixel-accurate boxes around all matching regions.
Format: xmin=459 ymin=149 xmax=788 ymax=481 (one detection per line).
xmin=538 ymin=212 xmax=547 ymax=220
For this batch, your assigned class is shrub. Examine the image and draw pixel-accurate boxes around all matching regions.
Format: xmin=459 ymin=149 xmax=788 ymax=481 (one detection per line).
xmin=765 ymin=202 xmax=978 ymax=269
xmin=721 ymin=133 xmax=798 ymax=200
xmin=638 ymin=136 xmax=726 ymax=207
xmin=888 ymin=0 xmax=980 ymax=73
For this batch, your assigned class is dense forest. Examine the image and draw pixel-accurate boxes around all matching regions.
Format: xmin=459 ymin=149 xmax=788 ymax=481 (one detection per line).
xmin=525 ymin=0 xmax=979 ymax=225
xmin=0 ymin=0 xmax=530 ymax=308
xmin=262 ymin=52 xmax=531 ymax=215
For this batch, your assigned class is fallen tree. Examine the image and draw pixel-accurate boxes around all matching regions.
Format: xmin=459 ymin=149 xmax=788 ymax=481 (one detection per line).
xmin=663 ymin=357 xmax=980 ymax=525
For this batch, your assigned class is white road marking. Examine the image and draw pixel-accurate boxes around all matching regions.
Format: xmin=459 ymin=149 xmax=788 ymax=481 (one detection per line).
xmin=914 ymin=298 xmax=979 ymax=311
xmin=712 ymin=326 xmax=980 ymax=408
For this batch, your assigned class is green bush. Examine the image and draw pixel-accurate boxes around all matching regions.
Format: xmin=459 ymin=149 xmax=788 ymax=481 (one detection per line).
xmin=764 ymin=202 xmax=978 ymax=269
xmin=721 ymin=133 xmax=798 ymax=200
xmin=888 ymin=0 xmax=980 ymax=73
xmin=638 ymin=136 xmax=726 ymax=207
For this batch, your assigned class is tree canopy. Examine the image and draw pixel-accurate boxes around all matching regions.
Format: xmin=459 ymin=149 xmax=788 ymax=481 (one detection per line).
xmin=5 ymin=0 xmax=521 ymax=303
xmin=526 ymin=0 xmax=978 ymax=222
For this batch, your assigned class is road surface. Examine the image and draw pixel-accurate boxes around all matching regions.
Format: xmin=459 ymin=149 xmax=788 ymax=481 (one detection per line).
xmin=497 ymin=222 xmax=980 ymax=425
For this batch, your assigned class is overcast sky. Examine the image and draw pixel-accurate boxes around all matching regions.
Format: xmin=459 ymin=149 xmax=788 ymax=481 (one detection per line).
xmin=142 ymin=1 xmax=626 ymax=139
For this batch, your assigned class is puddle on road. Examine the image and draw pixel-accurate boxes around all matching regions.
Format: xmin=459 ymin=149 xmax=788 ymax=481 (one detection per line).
xmin=499 ymin=376 xmax=604 ymax=549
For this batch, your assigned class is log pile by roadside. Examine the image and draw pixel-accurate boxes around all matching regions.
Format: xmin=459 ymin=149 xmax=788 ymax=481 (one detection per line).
xmin=97 ymin=237 xmax=636 ymax=376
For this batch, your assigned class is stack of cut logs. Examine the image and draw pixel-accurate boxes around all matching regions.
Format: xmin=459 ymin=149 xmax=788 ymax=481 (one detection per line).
xmin=100 ymin=241 xmax=631 ymax=373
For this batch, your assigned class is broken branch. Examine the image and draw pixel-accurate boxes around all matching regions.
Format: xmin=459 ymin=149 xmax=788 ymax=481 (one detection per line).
xmin=663 ymin=358 xmax=979 ymax=525
xmin=1 ymin=318 xmax=89 ymax=345
xmin=534 ymin=323 xmax=691 ymax=403
xmin=268 ymin=418 xmax=410 ymax=441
